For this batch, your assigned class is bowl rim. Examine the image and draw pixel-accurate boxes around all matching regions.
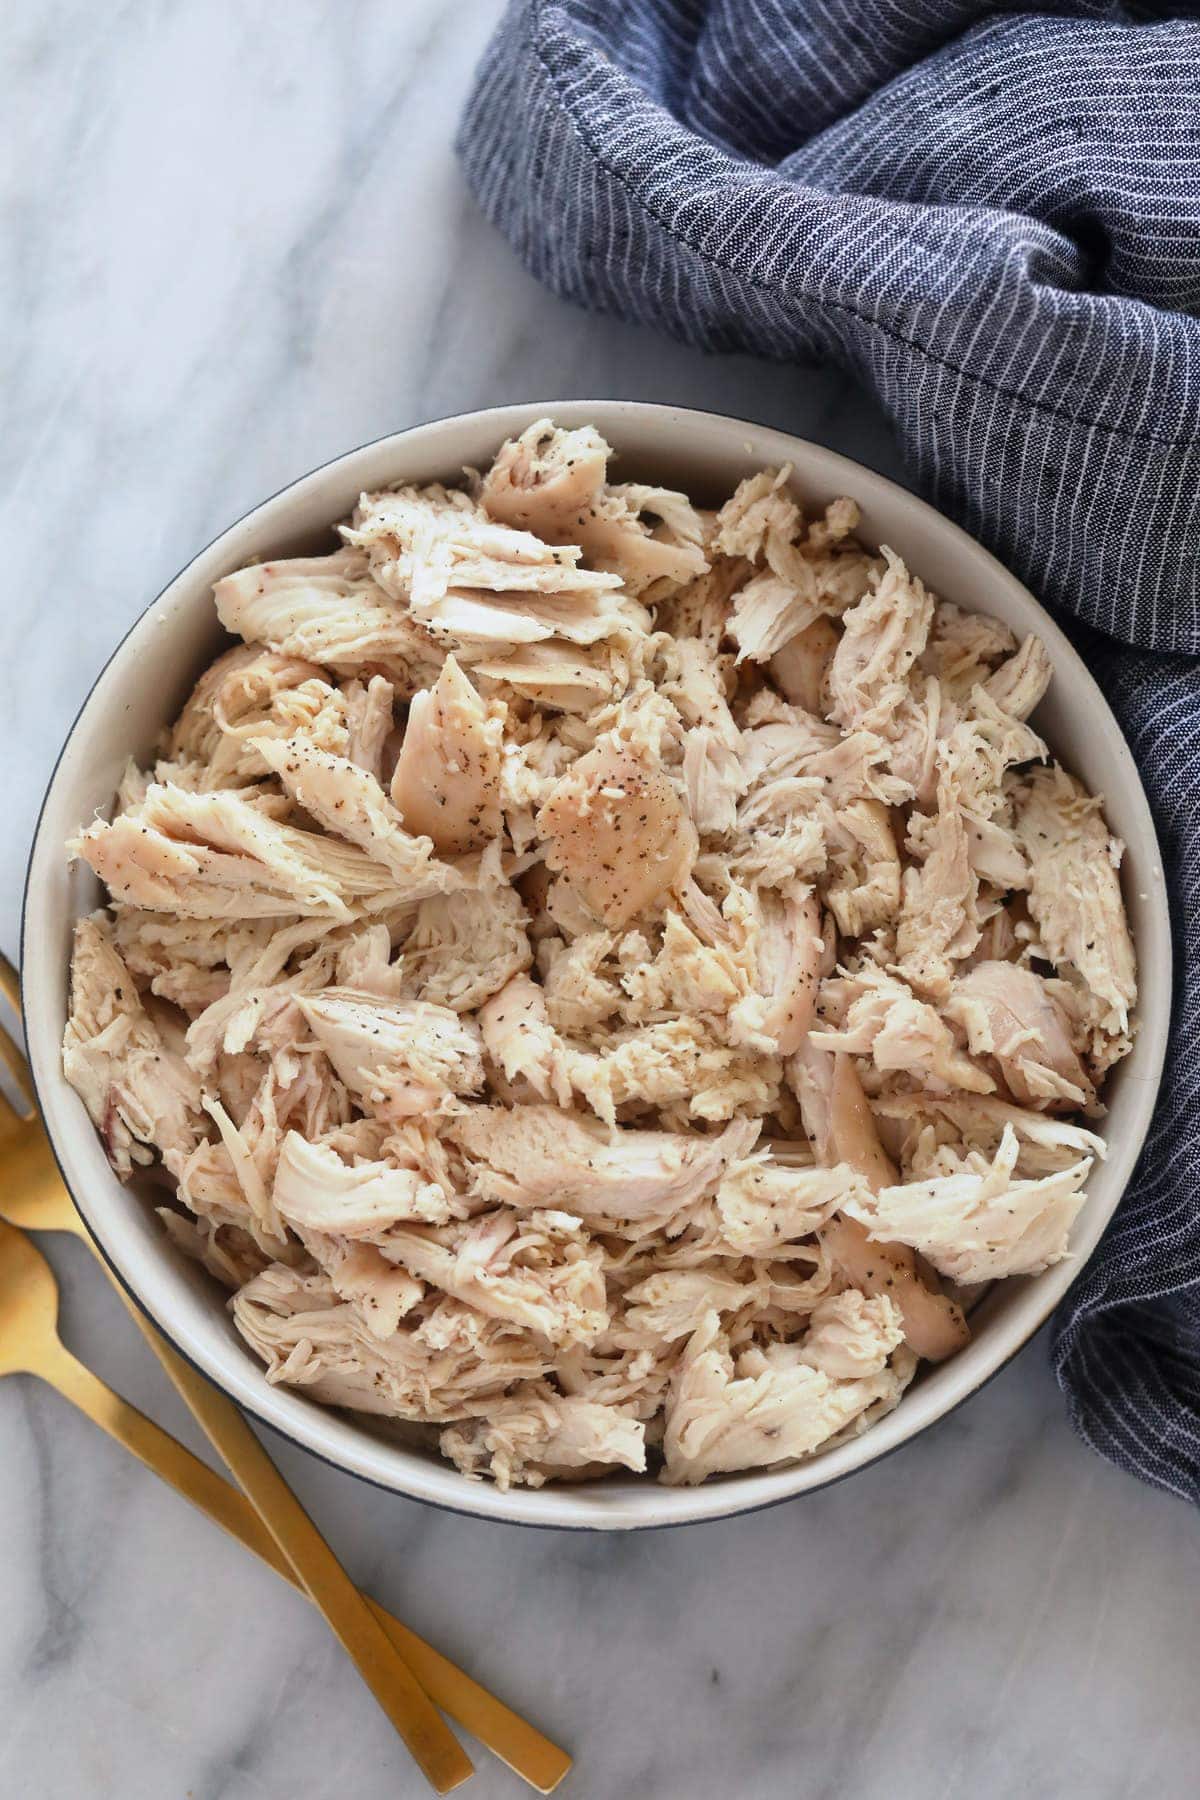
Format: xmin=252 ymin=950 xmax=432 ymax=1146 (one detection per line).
xmin=21 ymin=399 xmax=1172 ymax=1530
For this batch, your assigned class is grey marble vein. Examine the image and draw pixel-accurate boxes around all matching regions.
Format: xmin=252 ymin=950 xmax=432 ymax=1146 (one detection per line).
xmin=1 ymin=4 xmax=1196 ymax=1797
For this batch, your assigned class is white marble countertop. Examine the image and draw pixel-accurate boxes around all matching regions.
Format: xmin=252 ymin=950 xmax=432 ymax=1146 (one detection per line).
xmin=1 ymin=6 xmax=1195 ymax=1797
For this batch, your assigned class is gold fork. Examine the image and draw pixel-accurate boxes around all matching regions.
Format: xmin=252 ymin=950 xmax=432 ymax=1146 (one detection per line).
xmin=0 ymin=957 xmax=570 ymax=1794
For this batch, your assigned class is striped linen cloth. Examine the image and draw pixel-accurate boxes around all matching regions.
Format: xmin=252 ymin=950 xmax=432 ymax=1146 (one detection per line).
xmin=458 ymin=0 xmax=1200 ymax=1504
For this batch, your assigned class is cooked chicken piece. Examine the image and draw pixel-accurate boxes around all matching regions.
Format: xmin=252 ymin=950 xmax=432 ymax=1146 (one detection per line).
xmin=828 ymin=548 xmax=934 ymax=736
xmin=233 ymin=1264 xmax=549 ymax=1417
xmin=452 ymin=1106 xmax=759 ymax=1227
xmin=110 ymin=908 xmax=268 ymax=1015
xmin=718 ymin=473 xmax=879 ymax=625
xmin=299 ymin=990 xmax=484 ymax=1120
xmin=738 ymin=705 xmax=900 ymax=807
xmin=544 ymin=871 xmax=610 ymax=941
xmin=682 ymin=728 xmax=745 ymax=835
xmin=478 ymin=972 xmax=570 ymax=1104
xmin=537 ymin=734 xmax=697 ymax=929
xmin=332 ymin=922 xmax=407 ymax=1001
xmin=822 ymin=799 xmax=901 ymax=937
xmin=882 ymin=677 xmax=942 ymax=806
xmin=479 ymin=419 xmax=709 ymax=597
xmin=214 ymin=549 xmax=443 ymax=690
xmin=300 ymin=1233 xmax=425 ymax=1340
xmin=169 ymin=643 xmax=340 ymax=784
xmin=71 ymin=782 xmax=456 ymax=921
xmin=729 ymin=570 xmax=827 ymax=663
xmin=602 ymin=681 xmax=688 ymax=767
xmin=790 ymin=1039 xmax=900 ymax=1184
xmin=873 ymin=1091 xmax=1106 ymax=1177
xmin=565 ymin=1017 xmax=780 ymax=1128
xmin=623 ymin=1266 xmax=763 ymax=1342
xmin=520 ymin=857 xmax=587 ymax=932
xmin=63 ymin=915 xmax=206 ymax=1177
xmin=844 ymin=1123 xmax=1091 ymax=1284
xmin=271 ymin=1131 xmax=453 ymax=1237
xmin=275 ymin=1054 xmax=353 ymax=1149
xmin=169 ymin=644 xmax=291 ymax=766
xmin=551 ymin=1325 xmax=677 ymax=1415
xmin=718 ymin=473 xmax=847 ymax=568
xmin=401 ymin=885 xmax=532 ymax=1012
xmin=967 ymin=903 xmax=1023 ymax=967
xmin=919 ymin=601 xmax=1015 ymax=700
xmin=798 ymin=1290 xmax=906 ymax=1380
xmin=929 ymin=695 xmax=1046 ymax=889
xmin=662 ymin=1310 xmax=905 ymax=1484
xmin=769 ymin=616 xmax=840 ymax=714
xmin=166 ymin=1132 xmax=286 ymax=1258
xmin=734 ymin=572 xmax=873 ymax=670
xmin=811 ymin=966 xmax=994 ymax=1095
xmin=620 ymin=909 xmax=747 ymax=1021
xmin=379 ymin=1208 xmax=608 ymax=1348
xmin=539 ymin=929 xmax=626 ymax=1033
xmin=818 ymin=1216 xmax=970 ymax=1362
xmin=662 ymin=638 xmax=744 ymax=834
xmin=946 ymin=961 xmax=1095 ymax=1111
xmin=790 ymin=1042 xmax=969 ymax=1359
xmin=343 ymin=675 xmax=396 ymax=780
xmin=1013 ymin=765 xmax=1137 ymax=1046
xmin=473 ymin=640 xmax=628 ymax=713
xmin=158 ymin=1207 xmax=272 ymax=1291
xmin=199 ymin=1089 xmax=289 ymax=1244
xmin=348 ymin=483 xmax=633 ymax=650
xmin=653 ymin=555 xmax=750 ymax=652
xmin=713 ymin=1155 xmax=862 ymax=1254
xmin=895 ymin=751 xmax=980 ymax=997
xmin=180 ymin=929 xmax=340 ymax=1079
xmin=729 ymin=884 xmax=823 ymax=1056
xmin=985 ymin=634 xmax=1052 ymax=720
xmin=181 ymin=960 xmax=328 ymax=1083
xmin=498 ymin=714 xmax=579 ymax=850
xmin=738 ymin=699 xmax=911 ymax=816
xmin=386 ymin=656 xmax=504 ymax=854
xmin=252 ymin=733 xmax=462 ymax=886
xmin=478 ymin=419 xmax=607 ymax=532
xmin=714 ymin=467 xmax=802 ymax=562
xmin=116 ymin=907 xmax=309 ymax=993
xmin=728 ymin=796 xmax=828 ymax=892
xmin=440 ymin=1388 xmax=646 ymax=1489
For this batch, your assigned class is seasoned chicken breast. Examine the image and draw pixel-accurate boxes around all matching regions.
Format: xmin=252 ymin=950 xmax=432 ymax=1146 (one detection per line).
xmin=389 ymin=655 xmax=504 ymax=853
xmin=537 ymin=735 xmax=698 ymax=928
xmin=64 ymin=422 xmax=1135 ymax=1490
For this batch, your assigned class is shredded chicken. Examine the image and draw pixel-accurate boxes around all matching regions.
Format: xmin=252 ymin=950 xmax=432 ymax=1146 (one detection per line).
xmin=64 ymin=423 xmax=1136 ymax=1488
xmin=537 ymin=733 xmax=698 ymax=928
xmin=389 ymin=655 xmax=505 ymax=853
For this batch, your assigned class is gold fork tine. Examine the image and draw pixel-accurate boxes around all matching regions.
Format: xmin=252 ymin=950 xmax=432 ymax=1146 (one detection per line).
xmin=0 ymin=1016 xmax=35 ymax=1119
xmin=0 ymin=956 xmax=35 ymax=1118
xmin=0 ymin=1083 xmax=25 ymax=1137
xmin=0 ymin=957 xmax=35 ymax=1108
xmin=0 ymin=950 xmax=19 ymax=1014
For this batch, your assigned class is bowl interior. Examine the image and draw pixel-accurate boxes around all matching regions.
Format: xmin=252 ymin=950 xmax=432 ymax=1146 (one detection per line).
xmin=22 ymin=402 xmax=1172 ymax=1528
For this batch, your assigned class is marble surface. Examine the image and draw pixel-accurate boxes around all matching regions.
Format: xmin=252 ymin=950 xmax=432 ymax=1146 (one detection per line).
xmin=1 ymin=6 xmax=1195 ymax=1797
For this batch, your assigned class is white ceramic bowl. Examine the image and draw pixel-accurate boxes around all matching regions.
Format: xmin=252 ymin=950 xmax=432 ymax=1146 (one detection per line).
xmin=23 ymin=402 xmax=1171 ymax=1529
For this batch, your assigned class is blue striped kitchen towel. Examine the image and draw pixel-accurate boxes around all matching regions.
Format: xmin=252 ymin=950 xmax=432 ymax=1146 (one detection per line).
xmin=458 ymin=0 xmax=1200 ymax=1504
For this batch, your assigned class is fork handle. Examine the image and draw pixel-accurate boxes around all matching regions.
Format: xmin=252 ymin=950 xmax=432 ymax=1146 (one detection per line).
xmin=30 ymin=1341 xmax=568 ymax=1791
